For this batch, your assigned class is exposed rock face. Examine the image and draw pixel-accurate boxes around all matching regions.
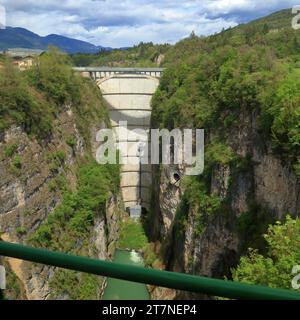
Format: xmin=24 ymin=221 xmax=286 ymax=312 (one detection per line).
xmin=211 ymin=165 xmax=230 ymax=201
xmin=253 ymin=151 xmax=300 ymax=219
xmin=0 ymin=108 xmax=121 ymax=300
xmin=150 ymin=110 xmax=300 ymax=299
xmin=155 ymin=54 xmax=165 ymax=66
xmin=0 ymin=110 xmax=84 ymax=237
xmin=158 ymin=165 xmax=182 ymax=236
xmin=148 ymin=285 xmax=176 ymax=300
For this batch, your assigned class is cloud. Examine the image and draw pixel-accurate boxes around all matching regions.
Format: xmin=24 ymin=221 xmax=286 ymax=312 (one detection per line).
xmin=203 ymin=0 xmax=299 ymax=22
xmin=0 ymin=0 xmax=299 ymax=47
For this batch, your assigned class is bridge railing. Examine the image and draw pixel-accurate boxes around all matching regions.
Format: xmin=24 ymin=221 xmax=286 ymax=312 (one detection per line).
xmin=72 ymin=67 xmax=164 ymax=79
xmin=0 ymin=241 xmax=300 ymax=300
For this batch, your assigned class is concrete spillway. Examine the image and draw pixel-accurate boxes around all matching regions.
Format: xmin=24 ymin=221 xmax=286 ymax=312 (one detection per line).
xmin=74 ymin=68 xmax=163 ymax=212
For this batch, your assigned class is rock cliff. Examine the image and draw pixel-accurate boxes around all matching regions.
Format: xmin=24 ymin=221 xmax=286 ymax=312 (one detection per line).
xmin=0 ymin=107 xmax=121 ymax=300
xmin=149 ymin=110 xmax=300 ymax=299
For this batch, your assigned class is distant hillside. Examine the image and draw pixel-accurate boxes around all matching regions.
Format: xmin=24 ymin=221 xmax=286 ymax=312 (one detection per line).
xmin=71 ymin=8 xmax=296 ymax=67
xmin=245 ymin=8 xmax=292 ymax=30
xmin=70 ymin=41 xmax=170 ymax=67
xmin=0 ymin=27 xmax=111 ymax=54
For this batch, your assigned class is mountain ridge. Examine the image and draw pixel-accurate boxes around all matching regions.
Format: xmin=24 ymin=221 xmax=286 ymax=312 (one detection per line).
xmin=0 ymin=26 xmax=112 ymax=53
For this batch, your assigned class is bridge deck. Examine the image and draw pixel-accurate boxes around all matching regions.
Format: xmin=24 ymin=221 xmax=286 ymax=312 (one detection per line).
xmin=73 ymin=67 xmax=164 ymax=72
xmin=73 ymin=67 xmax=164 ymax=80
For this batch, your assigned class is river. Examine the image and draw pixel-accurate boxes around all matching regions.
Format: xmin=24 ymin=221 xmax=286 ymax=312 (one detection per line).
xmin=102 ymin=250 xmax=150 ymax=300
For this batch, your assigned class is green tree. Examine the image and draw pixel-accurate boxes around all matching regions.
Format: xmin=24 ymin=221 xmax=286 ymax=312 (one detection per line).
xmin=26 ymin=46 xmax=81 ymax=106
xmin=232 ymin=216 xmax=300 ymax=290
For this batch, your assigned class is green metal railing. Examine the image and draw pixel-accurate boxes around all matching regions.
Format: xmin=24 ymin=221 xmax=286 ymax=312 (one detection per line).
xmin=0 ymin=241 xmax=300 ymax=300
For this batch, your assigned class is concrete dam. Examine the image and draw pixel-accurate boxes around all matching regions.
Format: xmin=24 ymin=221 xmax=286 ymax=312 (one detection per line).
xmin=74 ymin=67 xmax=164 ymax=213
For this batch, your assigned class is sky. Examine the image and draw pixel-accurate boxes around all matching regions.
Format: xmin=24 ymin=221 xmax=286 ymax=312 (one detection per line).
xmin=0 ymin=0 xmax=300 ymax=48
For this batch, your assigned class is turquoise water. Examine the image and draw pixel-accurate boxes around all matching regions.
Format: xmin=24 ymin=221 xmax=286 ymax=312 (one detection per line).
xmin=102 ymin=250 xmax=150 ymax=300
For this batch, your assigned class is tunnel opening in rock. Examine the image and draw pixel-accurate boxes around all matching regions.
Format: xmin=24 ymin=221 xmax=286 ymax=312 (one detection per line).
xmin=141 ymin=207 xmax=148 ymax=216
xmin=173 ymin=173 xmax=180 ymax=182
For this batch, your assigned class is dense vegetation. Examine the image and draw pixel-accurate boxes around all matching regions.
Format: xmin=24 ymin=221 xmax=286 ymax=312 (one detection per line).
xmin=0 ymin=47 xmax=118 ymax=299
xmin=0 ymin=47 xmax=107 ymax=143
xmin=29 ymin=159 xmax=120 ymax=299
xmin=71 ymin=42 xmax=170 ymax=67
xmin=233 ymin=216 xmax=300 ymax=290
xmin=30 ymin=160 xmax=119 ymax=252
xmin=118 ymin=218 xmax=148 ymax=250
xmin=150 ymin=9 xmax=300 ymax=290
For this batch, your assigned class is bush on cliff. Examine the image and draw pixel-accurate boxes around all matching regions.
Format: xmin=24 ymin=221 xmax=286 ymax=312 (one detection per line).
xmin=233 ymin=216 xmax=300 ymax=290
xmin=29 ymin=160 xmax=120 ymax=253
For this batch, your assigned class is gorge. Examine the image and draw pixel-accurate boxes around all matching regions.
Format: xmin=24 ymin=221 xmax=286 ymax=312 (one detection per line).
xmin=1 ymin=8 xmax=300 ymax=300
